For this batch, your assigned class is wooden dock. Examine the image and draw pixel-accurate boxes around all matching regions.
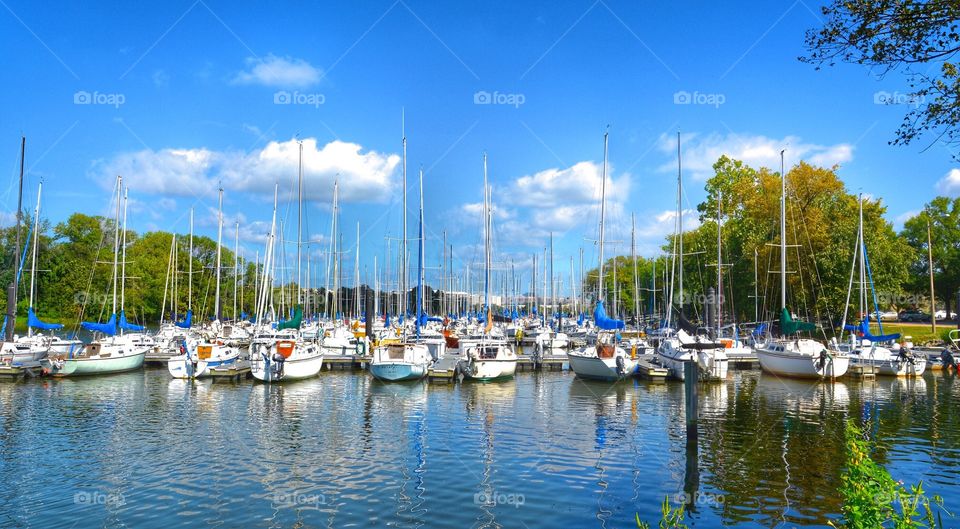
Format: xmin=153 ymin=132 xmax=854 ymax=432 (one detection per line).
xmin=727 ymin=353 xmax=759 ymax=369
xmin=209 ymin=361 xmax=251 ymax=381
xmin=848 ymin=364 xmax=877 ymax=378
xmin=427 ymin=356 xmax=461 ymax=383
xmin=0 ymin=361 xmax=44 ymax=380
xmin=144 ymin=351 xmax=175 ymax=367
xmin=323 ymin=354 xmax=368 ymax=371
xmin=517 ymin=352 xmax=566 ymax=372
xmin=636 ymin=357 xmax=668 ymax=379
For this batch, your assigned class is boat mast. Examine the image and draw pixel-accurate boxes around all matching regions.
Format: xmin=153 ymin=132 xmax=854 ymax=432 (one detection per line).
xmin=550 ymin=232 xmax=554 ymax=326
xmin=5 ymin=137 xmax=24 ymax=342
xmin=111 ymin=175 xmax=121 ymax=319
xmin=417 ymin=166 xmax=425 ymax=338
xmin=234 ymin=221 xmax=239 ymax=320
xmin=121 ymin=186 xmax=129 ymax=316
xmin=780 ymin=149 xmax=786 ymax=311
xmin=677 ymin=131 xmax=683 ymax=315
xmin=297 ymin=141 xmax=304 ymax=306
xmin=632 ymin=213 xmax=639 ymax=323
xmin=355 ymin=221 xmax=360 ymax=319
xmin=215 ymin=186 xmax=223 ymax=321
xmin=483 ymin=153 xmax=491 ymax=319
xmin=401 ymin=110 xmax=407 ymax=318
xmin=188 ymin=207 xmax=194 ymax=313
xmin=598 ymin=130 xmax=608 ymax=303
xmin=716 ymin=190 xmax=722 ymax=331
xmin=27 ymin=182 xmax=42 ymax=337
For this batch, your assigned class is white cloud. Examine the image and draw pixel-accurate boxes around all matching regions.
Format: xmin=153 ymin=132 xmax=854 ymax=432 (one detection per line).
xmin=935 ymin=168 xmax=960 ymax=196
xmin=504 ymin=161 xmax=630 ymax=208
xmin=232 ymin=55 xmax=322 ymax=88
xmin=92 ymin=138 xmax=400 ymax=204
xmin=656 ymin=132 xmax=854 ymax=180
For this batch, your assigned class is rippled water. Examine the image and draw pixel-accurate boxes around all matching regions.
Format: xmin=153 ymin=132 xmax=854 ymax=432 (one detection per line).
xmin=0 ymin=368 xmax=958 ymax=528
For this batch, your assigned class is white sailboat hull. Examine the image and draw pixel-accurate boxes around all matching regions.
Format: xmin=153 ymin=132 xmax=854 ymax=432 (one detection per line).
xmin=756 ymin=339 xmax=849 ymax=379
xmin=250 ymin=343 xmax=324 ymax=382
xmin=568 ymin=351 xmax=637 ymax=381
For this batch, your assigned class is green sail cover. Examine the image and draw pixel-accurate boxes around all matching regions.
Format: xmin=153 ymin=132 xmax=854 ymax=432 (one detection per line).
xmin=277 ymin=306 xmax=303 ymax=331
xmin=780 ymin=307 xmax=815 ymax=334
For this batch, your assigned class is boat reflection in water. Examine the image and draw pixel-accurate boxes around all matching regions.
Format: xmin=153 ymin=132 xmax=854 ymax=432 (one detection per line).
xmin=3 ymin=369 xmax=960 ymax=528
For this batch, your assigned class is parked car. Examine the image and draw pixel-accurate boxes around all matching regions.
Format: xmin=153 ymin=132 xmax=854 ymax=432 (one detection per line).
xmin=935 ymin=310 xmax=956 ymax=321
xmin=868 ymin=310 xmax=899 ymax=322
xmin=899 ymin=310 xmax=931 ymax=322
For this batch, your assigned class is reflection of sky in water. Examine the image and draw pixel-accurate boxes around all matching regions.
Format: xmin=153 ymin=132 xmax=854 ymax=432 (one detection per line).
xmin=0 ymin=369 xmax=956 ymax=528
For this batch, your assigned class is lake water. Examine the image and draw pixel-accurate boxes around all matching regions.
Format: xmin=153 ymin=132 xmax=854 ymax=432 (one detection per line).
xmin=1 ymin=368 xmax=958 ymax=528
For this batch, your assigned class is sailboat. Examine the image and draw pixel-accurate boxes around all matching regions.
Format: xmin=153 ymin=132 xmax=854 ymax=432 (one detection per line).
xmin=459 ymin=153 xmax=518 ymax=381
xmin=836 ymin=195 xmax=924 ymax=377
xmin=21 ymin=182 xmax=82 ymax=355
xmin=168 ymin=187 xmax=241 ymax=378
xmin=250 ymin=153 xmax=324 ymax=382
xmin=369 ymin=168 xmax=431 ymax=381
xmin=46 ymin=176 xmax=147 ymax=376
xmin=656 ymin=132 xmax=729 ymax=381
xmin=754 ymin=151 xmax=849 ymax=379
xmin=568 ymin=130 xmax=638 ymax=381
xmin=0 ymin=138 xmax=51 ymax=365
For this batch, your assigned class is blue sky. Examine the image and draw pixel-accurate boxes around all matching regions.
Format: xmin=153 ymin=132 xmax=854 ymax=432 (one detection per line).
xmin=0 ymin=0 xmax=954 ymax=293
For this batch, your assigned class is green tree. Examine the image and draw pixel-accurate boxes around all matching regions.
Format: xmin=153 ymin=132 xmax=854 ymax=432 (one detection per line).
xmin=901 ymin=196 xmax=960 ymax=318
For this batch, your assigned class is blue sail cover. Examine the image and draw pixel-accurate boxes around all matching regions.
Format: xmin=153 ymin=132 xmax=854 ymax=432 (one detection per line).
xmin=593 ymin=300 xmax=625 ymax=330
xmin=28 ymin=307 xmax=62 ymax=330
xmin=119 ymin=310 xmax=145 ymax=332
xmin=81 ymin=313 xmax=117 ymax=336
xmin=578 ymin=313 xmax=584 ymax=326
xmin=844 ymin=320 xmax=900 ymax=342
xmin=175 ymin=310 xmax=193 ymax=329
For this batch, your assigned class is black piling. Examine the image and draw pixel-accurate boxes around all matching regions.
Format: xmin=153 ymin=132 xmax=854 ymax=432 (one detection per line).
xmin=683 ymin=359 xmax=700 ymax=508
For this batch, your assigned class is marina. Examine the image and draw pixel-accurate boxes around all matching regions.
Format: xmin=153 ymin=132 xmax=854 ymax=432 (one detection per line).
xmin=6 ymin=0 xmax=960 ymax=526
xmin=1 ymin=367 xmax=958 ymax=528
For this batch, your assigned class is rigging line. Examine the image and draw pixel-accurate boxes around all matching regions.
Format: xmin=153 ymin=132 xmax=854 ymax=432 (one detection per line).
xmin=796 ymin=193 xmax=836 ymax=336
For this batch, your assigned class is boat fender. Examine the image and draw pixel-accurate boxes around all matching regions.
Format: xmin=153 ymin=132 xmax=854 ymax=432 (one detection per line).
xmin=817 ymin=350 xmax=828 ymax=371
xmin=616 ymin=355 xmax=625 ymax=377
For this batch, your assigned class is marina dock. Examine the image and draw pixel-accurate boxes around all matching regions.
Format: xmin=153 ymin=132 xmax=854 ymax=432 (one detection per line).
xmin=0 ymin=361 xmax=44 ymax=380
xmin=209 ymin=361 xmax=252 ymax=381
xmin=636 ymin=356 xmax=668 ymax=379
